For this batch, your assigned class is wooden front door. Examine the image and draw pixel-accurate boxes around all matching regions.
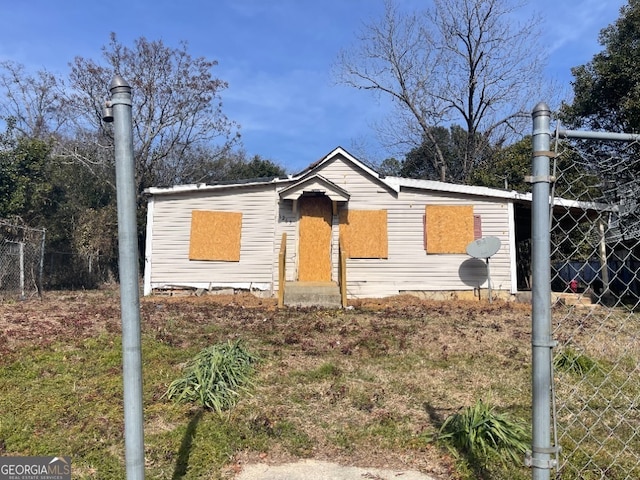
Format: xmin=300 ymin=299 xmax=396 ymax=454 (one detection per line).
xmin=298 ymin=195 xmax=332 ymax=281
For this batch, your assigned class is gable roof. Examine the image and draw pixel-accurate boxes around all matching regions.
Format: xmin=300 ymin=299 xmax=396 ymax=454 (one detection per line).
xmin=145 ymin=146 xmax=398 ymax=197
xmin=297 ymin=146 xmax=394 ymax=183
xmin=278 ymin=173 xmax=350 ymax=201
xmin=142 ymin=146 xmax=610 ymax=213
xmin=291 ymin=146 xmax=401 ymax=196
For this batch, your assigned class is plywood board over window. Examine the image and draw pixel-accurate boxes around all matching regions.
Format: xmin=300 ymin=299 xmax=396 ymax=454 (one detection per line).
xmin=189 ymin=210 xmax=242 ymax=261
xmin=424 ymin=205 xmax=480 ymax=254
xmin=339 ymin=209 xmax=388 ymax=258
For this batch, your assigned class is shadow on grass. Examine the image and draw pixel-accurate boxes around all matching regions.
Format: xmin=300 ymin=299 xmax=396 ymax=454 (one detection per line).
xmin=172 ymin=409 xmax=204 ymax=480
xmin=423 ymin=401 xmax=445 ymax=428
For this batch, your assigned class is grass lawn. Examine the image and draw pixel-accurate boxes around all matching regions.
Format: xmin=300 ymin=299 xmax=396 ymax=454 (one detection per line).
xmin=0 ymin=289 xmax=539 ymax=479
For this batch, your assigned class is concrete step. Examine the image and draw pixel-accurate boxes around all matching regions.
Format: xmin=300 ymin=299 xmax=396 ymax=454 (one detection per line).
xmin=284 ymin=281 xmax=342 ymax=308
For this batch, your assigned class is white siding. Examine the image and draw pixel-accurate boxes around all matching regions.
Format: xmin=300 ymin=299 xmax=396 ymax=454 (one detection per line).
xmin=307 ymin=155 xmax=513 ymax=298
xmin=146 ymin=151 xmax=517 ymax=299
xmin=148 ymin=184 xmax=278 ymax=291
xmin=272 ymin=199 xmax=298 ymax=289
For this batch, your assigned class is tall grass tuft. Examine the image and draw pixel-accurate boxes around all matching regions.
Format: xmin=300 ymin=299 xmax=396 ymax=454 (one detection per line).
xmin=165 ymin=340 xmax=258 ymax=413
xmin=553 ymin=346 xmax=597 ymax=375
xmin=433 ymin=399 xmax=529 ymax=474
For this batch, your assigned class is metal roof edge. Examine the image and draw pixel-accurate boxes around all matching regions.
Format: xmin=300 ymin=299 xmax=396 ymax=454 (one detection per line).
xmin=384 ymin=176 xmax=521 ymax=200
xmin=383 ymin=177 xmax=612 ymax=211
xmin=144 ymin=176 xmax=287 ymax=196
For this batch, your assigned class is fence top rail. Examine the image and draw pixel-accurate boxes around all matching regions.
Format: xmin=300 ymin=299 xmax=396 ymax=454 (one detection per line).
xmin=0 ymin=221 xmax=46 ymax=234
xmin=556 ymin=127 xmax=640 ymax=143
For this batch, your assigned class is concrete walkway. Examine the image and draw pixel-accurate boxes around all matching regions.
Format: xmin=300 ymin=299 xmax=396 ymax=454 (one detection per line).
xmin=235 ymin=459 xmax=438 ymax=480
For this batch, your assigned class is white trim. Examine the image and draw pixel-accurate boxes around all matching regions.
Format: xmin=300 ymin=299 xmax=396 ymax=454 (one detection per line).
xmin=144 ymin=177 xmax=283 ymax=195
xmin=143 ymin=196 xmax=155 ymax=296
xmin=296 ymin=147 xmax=392 ymax=184
xmin=271 ymin=187 xmax=280 ymax=296
xmin=507 ymin=201 xmax=518 ymax=294
xmin=386 ymin=176 xmax=613 ymax=212
xmin=279 ymin=174 xmax=351 ymax=201
xmin=385 ymin=176 xmax=521 ymax=200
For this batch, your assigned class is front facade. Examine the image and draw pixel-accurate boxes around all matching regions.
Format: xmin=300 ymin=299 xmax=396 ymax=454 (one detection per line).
xmin=144 ymin=147 xmax=530 ymax=299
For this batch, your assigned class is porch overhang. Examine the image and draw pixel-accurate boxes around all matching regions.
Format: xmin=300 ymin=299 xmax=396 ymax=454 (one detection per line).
xmin=279 ymin=174 xmax=350 ymax=202
xmin=279 ymin=174 xmax=350 ymax=215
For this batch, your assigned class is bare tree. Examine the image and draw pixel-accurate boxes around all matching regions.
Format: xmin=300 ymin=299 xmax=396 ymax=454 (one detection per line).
xmin=0 ymin=61 xmax=68 ymax=139
xmin=335 ymin=0 xmax=547 ymax=182
xmin=66 ymin=33 xmax=240 ymax=195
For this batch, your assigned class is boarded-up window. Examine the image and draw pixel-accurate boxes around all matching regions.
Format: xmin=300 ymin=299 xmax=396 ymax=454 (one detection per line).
xmin=189 ymin=210 xmax=242 ymax=261
xmin=339 ymin=209 xmax=388 ymax=259
xmin=424 ymin=205 xmax=479 ymax=254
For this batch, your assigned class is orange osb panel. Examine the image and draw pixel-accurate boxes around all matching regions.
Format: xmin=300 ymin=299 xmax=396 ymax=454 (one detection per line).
xmin=189 ymin=210 xmax=242 ymax=261
xmin=298 ymin=196 xmax=332 ymax=281
xmin=425 ymin=205 xmax=474 ymax=254
xmin=339 ymin=209 xmax=388 ymax=259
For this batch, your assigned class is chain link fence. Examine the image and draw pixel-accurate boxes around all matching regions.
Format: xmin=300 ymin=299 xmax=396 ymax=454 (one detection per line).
xmin=544 ymin=126 xmax=640 ymax=478
xmin=43 ymin=251 xmax=118 ymax=290
xmin=0 ymin=221 xmax=46 ymax=300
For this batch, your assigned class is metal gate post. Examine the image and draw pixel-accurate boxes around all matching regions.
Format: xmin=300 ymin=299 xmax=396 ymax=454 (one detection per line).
xmin=528 ymin=102 xmax=555 ymax=479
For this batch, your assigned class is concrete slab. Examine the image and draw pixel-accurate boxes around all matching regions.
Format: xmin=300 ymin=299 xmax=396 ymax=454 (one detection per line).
xmin=234 ymin=459 xmax=438 ymax=480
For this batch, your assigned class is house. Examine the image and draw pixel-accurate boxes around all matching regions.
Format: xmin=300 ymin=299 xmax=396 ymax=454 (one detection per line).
xmin=143 ymin=146 xmax=538 ymax=303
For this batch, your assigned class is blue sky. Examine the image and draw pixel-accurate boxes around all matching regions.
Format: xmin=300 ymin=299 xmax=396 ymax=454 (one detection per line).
xmin=0 ymin=0 xmax=627 ymax=173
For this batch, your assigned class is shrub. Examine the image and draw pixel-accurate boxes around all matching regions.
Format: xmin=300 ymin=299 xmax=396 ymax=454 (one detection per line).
xmin=165 ymin=340 xmax=258 ymax=413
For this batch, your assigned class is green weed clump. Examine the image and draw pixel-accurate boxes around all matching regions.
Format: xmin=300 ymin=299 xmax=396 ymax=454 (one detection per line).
xmin=553 ymin=347 xmax=598 ymax=376
xmin=165 ymin=340 xmax=258 ymax=413
xmin=433 ymin=399 xmax=529 ymax=476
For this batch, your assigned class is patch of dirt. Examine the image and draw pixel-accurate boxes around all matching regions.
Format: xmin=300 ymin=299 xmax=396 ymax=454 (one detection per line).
xmin=0 ymin=288 xmax=530 ymax=355
xmin=0 ymin=287 xmax=530 ymax=352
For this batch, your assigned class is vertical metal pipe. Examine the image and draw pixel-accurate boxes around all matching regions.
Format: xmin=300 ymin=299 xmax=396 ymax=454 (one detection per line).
xmin=530 ymin=102 xmax=553 ymax=480
xmin=486 ymin=258 xmax=492 ymax=304
xmin=598 ymin=217 xmax=610 ymax=296
xmin=19 ymin=241 xmax=24 ymax=299
xmin=108 ymin=75 xmax=145 ymax=480
xmin=38 ymin=228 xmax=46 ymax=297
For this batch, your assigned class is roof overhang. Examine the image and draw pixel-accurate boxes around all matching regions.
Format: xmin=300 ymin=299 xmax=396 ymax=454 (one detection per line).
xmin=278 ymin=174 xmax=350 ymax=202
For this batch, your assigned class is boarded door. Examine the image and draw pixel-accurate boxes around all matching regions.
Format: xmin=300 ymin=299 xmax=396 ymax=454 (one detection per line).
xmin=298 ymin=195 xmax=332 ymax=281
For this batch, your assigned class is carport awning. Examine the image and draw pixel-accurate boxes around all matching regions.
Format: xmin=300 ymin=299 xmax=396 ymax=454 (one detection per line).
xmin=278 ymin=174 xmax=350 ymax=202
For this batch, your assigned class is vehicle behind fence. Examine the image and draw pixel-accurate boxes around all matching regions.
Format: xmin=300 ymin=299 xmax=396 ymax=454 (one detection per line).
xmin=531 ymin=105 xmax=640 ymax=479
xmin=0 ymin=222 xmax=45 ymax=300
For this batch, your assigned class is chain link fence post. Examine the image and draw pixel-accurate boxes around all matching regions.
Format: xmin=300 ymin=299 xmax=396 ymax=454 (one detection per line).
xmin=532 ymin=108 xmax=640 ymax=479
xmin=0 ymin=222 xmax=46 ymax=300
xmin=528 ymin=102 xmax=555 ymax=480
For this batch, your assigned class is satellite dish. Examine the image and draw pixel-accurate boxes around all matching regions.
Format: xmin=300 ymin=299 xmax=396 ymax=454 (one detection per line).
xmin=466 ymin=236 xmax=501 ymax=259
xmin=465 ymin=236 xmax=501 ymax=303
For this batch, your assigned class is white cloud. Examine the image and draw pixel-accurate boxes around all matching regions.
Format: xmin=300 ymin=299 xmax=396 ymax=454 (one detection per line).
xmin=543 ymin=0 xmax=619 ymax=54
